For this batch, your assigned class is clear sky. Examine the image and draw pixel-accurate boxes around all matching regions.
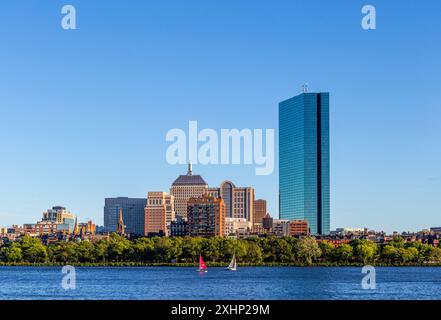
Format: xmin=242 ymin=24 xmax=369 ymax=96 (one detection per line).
xmin=0 ymin=0 xmax=440 ymax=233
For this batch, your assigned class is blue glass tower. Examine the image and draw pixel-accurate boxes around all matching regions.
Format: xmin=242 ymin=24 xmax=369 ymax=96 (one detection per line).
xmin=279 ymin=92 xmax=330 ymax=234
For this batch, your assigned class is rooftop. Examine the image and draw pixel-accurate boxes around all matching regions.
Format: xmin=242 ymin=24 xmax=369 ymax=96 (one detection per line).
xmin=171 ymin=163 xmax=208 ymax=186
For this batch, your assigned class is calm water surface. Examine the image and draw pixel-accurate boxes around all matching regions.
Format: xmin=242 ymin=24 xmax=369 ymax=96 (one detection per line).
xmin=0 ymin=266 xmax=439 ymax=300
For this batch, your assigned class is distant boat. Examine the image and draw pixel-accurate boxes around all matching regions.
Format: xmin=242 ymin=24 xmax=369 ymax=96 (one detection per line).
xmin=227 ymin=254 xmax=237 ymax=271
xmin=197 ymin=255 xmax=208 ymax=272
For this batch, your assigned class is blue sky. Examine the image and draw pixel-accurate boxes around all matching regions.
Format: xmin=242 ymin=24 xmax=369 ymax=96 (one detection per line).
xmin=0 ymin=0 xmax=440 ymax=232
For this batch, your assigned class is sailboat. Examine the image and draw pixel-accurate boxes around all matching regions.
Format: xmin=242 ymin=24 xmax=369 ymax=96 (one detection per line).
xmin=197 ymin=255 xmax=208 ymax=272
xmin=226 ymin=254 xmax=237 ymax=271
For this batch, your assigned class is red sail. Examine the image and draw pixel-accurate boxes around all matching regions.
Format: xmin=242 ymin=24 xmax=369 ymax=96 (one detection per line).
xmin=199 ymin=255 xmax=207 ymax=269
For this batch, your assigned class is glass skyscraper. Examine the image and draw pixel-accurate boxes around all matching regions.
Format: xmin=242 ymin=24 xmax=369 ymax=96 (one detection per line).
xmin=104 ymin=197 xmax=147 ymax=235
xmin=279 ymin=92 xmax=330 ymax=234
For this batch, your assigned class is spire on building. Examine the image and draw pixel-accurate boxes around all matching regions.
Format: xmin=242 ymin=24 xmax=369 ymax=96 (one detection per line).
xmin=301 ymin=83 xmax=308 ymax=93
xmin=187 ymin=161 xmax=193 ymax=176
xmin=73 ymin=216 xmax=79 ymax=236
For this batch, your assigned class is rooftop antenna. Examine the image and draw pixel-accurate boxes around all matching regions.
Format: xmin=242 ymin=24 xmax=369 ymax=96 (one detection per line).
xmin=187 ymin=161 xmax=193 ymax=175
xmin=301 ymin=83 xmax=309 ymax=93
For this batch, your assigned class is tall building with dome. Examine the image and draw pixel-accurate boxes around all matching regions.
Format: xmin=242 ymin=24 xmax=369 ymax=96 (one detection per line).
xmin=170 ymin=163 xmax=208 ymax=219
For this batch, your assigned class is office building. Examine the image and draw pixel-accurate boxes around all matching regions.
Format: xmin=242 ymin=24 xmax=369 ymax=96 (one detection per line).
xmin=187 ymin=194 xmax=225 ymax=237
xmin=170 ymin=216 xmax=188 ymax=237
xmin=77 ymin=220 xmax=96 ymax=236
xmin=170 ymin=163 xmax=208 ymax=219
xmin=42 ymin=206 xmax=76 ymax=233
xmin=254 ymin=199 xmax=267 ymax=225
xmin=104 ymin=197 xmax=146 ymax=235
xmin=273 ymin=219 xmax=290 ymax=237
xmin=289 ymin=220 xmax=309 ymax=236
xmin=209 ymin=181 xmax=255 ymax=222
xmin=279 ymin=91 xmax=330 ymax=234
xmin=262 ymin=213 xmax=274 ymax=232
xmin=145 ymin=192 xmax=175 ymax=236
xmin=225 ymin=217 xmax=252 ymax=237
xmin=24 ymin=221 xmax=69 ymax=236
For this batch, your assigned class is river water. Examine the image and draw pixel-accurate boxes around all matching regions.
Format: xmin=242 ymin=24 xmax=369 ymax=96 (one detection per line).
xmin=0 ymin=266 xmax=439 ymax=300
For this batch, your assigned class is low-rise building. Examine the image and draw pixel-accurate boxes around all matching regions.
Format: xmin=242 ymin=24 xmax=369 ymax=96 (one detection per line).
xmin=78 ymin=220 xmax=96 ymax=235
xmin=272 ymin=219 xmax=290 ymax=237
xmin=289 ymin=220 xmax=309 ymax=236
xmin=24 ymin=221 xmax=70 ymax=236
xmin=225 ymin=217 xmax=252 ymax=237
xmin=262 ymin=213 xmax=273 ymax=232
xmin=170 ymin=216 xmax=188 ymax=237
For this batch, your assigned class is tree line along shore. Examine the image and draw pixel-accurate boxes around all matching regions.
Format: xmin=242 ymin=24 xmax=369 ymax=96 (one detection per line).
xmin=1 ymin=234 xmax=441 ymax=266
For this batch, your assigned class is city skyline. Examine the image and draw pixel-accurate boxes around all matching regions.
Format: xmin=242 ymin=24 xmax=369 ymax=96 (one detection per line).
xmin=2 ymin=160 xmax=440 ymax=235
xmin=0 ymin=1 xmax=440 ymax=233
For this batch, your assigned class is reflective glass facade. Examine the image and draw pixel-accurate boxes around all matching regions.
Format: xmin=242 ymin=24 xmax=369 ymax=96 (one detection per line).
xmin=104 ymin=197 xmax=147 ymax=235
xmin=279 ymin=92 xmax=330 ymax=234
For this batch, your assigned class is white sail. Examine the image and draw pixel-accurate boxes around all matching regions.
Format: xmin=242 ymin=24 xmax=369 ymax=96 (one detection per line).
xmin=228 ymin=255 xmax=237 ymax=271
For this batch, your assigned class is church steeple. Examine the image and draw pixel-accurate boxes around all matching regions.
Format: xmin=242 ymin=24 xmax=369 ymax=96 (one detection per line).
xmin=73 ymin=216 xmax=79 ymax=236
xmin=117 ymin=207 xmax=125 ymax=235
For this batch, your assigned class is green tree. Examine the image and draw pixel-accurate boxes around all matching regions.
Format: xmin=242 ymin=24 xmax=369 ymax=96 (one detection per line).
xmin=380 ymin=245 xmax=399 ymax=263
xmin=181 ymin=237 xmax=203 ymax=262
xmin=296 ymin=237 xmax=321 ymax=265
xmin=76 ymin=241 xmax=94 ymax=263
xmin=130 ymin=237 xmax=154 ymax=262
xmin=169 ymin=237 xmax=183 ymax=262
xmin=333 ymin=244 xmax=353 ymax=262
xmin=274 ymin=238 xmax=295 ymax=262
xmin=0 ymin=243 xmax=23 ymax=262
xmin=153 ymin=237 xmax=172 ymax=262
xmin=106 ymin=233 xmax=131 ymax=261
xmin=261 ymin=237 xmax=283 ymax=262
xmin=234 ymin=240 xmax=249 ymax=262
xmin=93 ymin=240 xmax=109 ymax=263
xmin=389 ymin=236 xmax=405 ymax=248
xmin=318 ymin=240 xmax=335 ymax=261
xmin=244 ymin=241 xmax=263 ymax=263
xmin=218 ymin=238 xmax=235 ymax=261
xmin=422 ymin=245 xmax=441 ymax=262
xmin=19 ymin=236 xmax=48 ymax=263
xmin=352 ymin=240 xmax=377 ymax=264
xmin=201 ymin=238 xmax=217 ymax=262
xmin=47 ymin=242 xmax=78 ymax=263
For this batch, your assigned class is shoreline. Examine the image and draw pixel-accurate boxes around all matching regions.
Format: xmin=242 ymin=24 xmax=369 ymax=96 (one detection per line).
xmin=1 ymin=262 xmax=441 ymax=267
